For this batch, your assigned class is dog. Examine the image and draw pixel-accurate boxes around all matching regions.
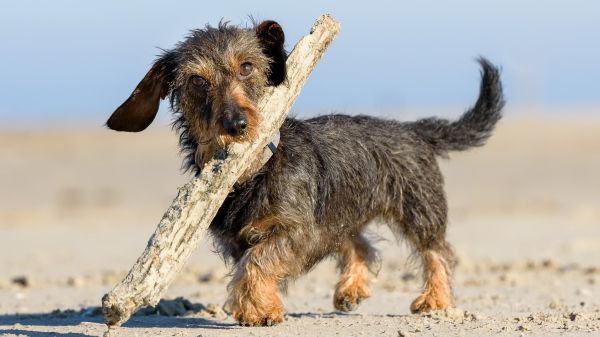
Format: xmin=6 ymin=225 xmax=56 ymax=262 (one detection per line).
xmin=106 ymin=20 xmax=504 ymax=326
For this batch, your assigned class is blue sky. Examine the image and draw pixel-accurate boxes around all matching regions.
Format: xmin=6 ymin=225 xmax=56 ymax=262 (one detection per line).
xmin=0 ymin=1 xmax=598 ymax=126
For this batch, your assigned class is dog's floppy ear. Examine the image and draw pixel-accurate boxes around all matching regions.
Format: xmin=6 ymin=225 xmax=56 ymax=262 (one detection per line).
xmin=256 ymin=20 xmax=287 ymax=86
xmin=106 ymin=54 xmax=175 ymax=132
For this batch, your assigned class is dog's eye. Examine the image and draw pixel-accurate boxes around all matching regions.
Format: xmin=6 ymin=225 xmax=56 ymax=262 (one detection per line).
xmin=238 ymin=62 xmax=254 ymax=79
xmin=191 ymin=75 xmax=207 ymax=88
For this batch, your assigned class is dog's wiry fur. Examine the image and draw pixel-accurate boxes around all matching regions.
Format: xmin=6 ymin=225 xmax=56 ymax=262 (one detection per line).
xmin=107 ymin=20 xmax=505 ymax=326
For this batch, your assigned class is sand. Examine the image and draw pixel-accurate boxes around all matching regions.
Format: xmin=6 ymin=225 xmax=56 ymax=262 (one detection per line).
xmin=1 ymin=116 xmax=599 ymax=336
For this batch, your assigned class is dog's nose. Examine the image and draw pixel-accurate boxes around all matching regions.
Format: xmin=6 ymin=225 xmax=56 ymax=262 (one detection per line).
xmin=223 ymin=117 xmax=248 ymax=136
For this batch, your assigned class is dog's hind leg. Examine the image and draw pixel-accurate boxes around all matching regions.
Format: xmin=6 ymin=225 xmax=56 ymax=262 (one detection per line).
xmin=390 ymin=180 xmax=457 ymax=313
xmin=409 ymin=242 xmax=456 ymax=313
xmin=333 ymin=234 xmax=375 ymax=312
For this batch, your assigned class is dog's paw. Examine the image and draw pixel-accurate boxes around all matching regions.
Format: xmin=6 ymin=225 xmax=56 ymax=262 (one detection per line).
xmin=334 ymin=294 xmax=364 ymax=312
xmin=233 ymin=308 xmax=284 ymax=327
xmin=410 ymin=290 xmax=451 ymax=314
xmin=333 ymin=283 xmax=369 ymax=312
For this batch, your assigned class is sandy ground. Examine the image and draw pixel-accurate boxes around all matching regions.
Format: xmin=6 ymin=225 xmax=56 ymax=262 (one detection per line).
xmin=1 ymin=115 xmax=599 ymax=336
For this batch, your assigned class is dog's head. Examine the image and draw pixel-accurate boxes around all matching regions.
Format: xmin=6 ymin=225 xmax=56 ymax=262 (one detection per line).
xmin=106 ymin=20 xmax=287 ymax=153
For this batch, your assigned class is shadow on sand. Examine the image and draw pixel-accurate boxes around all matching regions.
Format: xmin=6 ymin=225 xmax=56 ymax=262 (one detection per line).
xmin=0 ymin=302 xmax=237 ymax=337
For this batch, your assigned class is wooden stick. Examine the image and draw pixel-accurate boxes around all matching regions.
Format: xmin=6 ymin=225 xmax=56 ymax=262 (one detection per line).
xmin=101 ymin=14 xmax=340 ymax=331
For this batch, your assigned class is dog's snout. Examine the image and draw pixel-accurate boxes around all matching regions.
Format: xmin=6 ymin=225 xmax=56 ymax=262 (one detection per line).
xmin=223 ymin=114 xmax=248 ymax=137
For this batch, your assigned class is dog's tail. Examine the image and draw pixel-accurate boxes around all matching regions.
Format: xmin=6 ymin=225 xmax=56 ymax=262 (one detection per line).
xmin=410 ymin=57 xmax=505 ymax=155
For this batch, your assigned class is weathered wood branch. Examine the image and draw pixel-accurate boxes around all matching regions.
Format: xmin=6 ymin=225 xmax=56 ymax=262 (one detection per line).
xmin=101 ymin=14 xmax=340 ymax=330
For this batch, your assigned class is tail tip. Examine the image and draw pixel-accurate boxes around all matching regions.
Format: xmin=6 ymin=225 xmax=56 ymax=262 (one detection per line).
xmin=476 ymin=56 xmax=501 ymax=80
xmin=475 ymin=56 xmax=505 ymax=111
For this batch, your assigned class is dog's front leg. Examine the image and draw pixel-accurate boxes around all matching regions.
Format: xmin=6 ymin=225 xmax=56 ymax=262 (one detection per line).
xmin=226 ymin=237 xmax=287 ymax=326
